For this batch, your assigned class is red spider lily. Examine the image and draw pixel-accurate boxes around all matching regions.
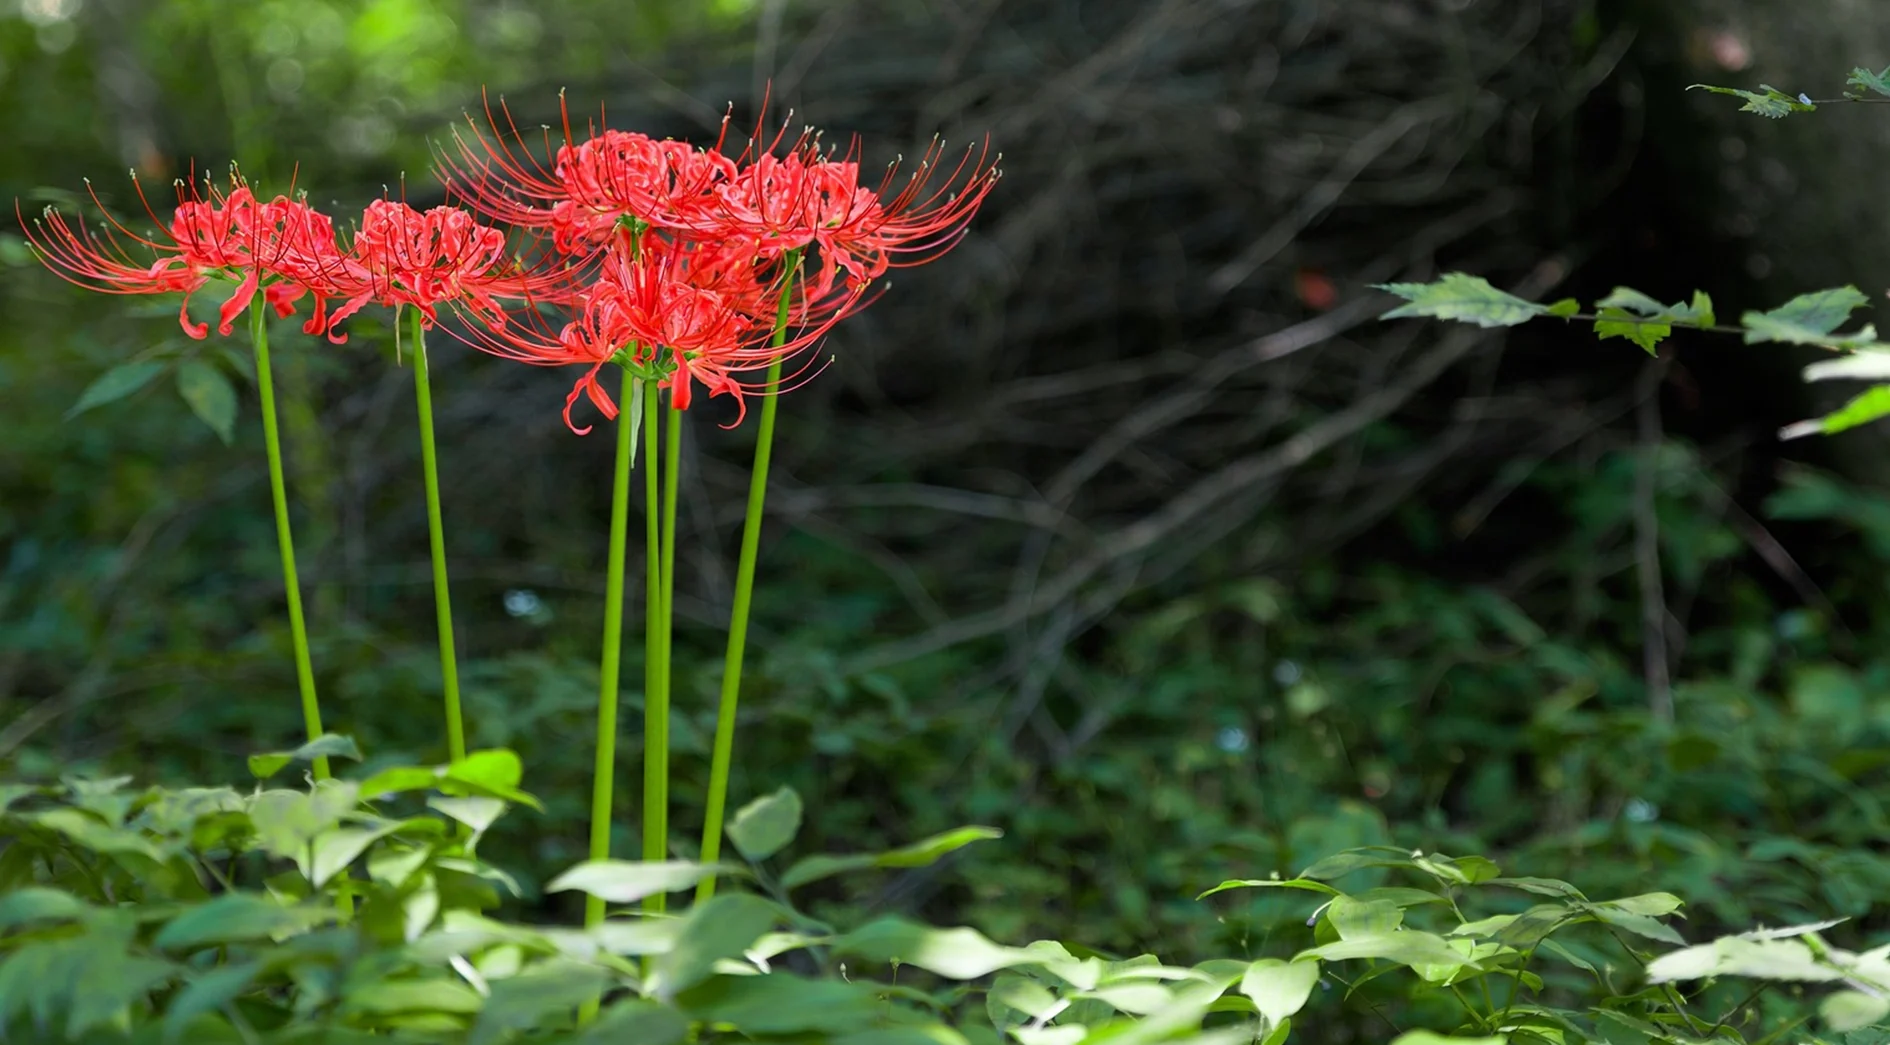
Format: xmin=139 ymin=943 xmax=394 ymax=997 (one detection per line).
xmin=710 ymin=135 xmax=1000 ymax=286
xmin=318 ymin=199 xmax=575 ymax=339
xmin=436 ymin=93 xmax=737 ymax=253
xmin=23 ymin=174 xmax=345 ymax=339
xmin=462 ymin=240 xmax=854 ymax=433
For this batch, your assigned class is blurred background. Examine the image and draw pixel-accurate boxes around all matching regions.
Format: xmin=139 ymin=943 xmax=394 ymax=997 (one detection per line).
xmin=8 ymin=0 xmax=1890 ymax=971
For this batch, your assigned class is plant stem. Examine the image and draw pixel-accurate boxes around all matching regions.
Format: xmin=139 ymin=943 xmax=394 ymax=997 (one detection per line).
xmin=250 ymin=306 xmax=328 ymax=781
xmin=644 ymin=386 xmax=680 ymax=914
xmin=696 ymin=250 xmax=801 ymax=902
xmin=409 ymin=309 xmax=466 ymax=763
xmin=585 ymin=366 xmax=638 ymax=933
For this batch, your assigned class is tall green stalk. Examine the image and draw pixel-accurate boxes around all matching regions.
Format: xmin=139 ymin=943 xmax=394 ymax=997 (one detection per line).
xmin=250 ymin=306 xmax=329 ymax=781
xmin=408 ymin=309 xmax=465 ymax=763
xmin=643 ymin=384 xmax=679 ymax=914
xmin=585 ymin=367 xmax=640 ymax=933
xmin=696 ymin=250 xmax=802 ymax=902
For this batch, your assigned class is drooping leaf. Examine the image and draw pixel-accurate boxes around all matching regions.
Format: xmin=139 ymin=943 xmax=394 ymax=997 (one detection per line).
xmin=1301 ymin=930 xmax=1478 ymax=971
xmin=568 ymin=1000 xmax=689 ymax=1045
xmin=1588 ymin=904 xmax=1685 ymax=945
xmin=162 ymin=962 xmax=262 ymax=1044
xmin=247 ymin=734 xmax=363 ymax=779
xmin=1849 ymin=66 xmax=1890 ymax=98
xmin=0 ymin=887 xmax=87 ymax=930
xmin=1375 ymin=273 xmax=1549 ymax=328
xmin=67 ymin=360 xmax=166 ymax=419
xmin=831 ymin=918 xmax=1037 ymax=980
xmin=1688 ymin=83 xmax=1817 ymax=118
xmin=726 ymin=787 xmax=803 ymax=862
xmin=1239 ymin=959 xmax=1320 ymax=1026
xmin=1647 ymin=936 xmax=1844 ymax=983
xmin=1741 ymin=287 xmax=1875 ymax=348
xmin=780 ymin=826 xmax=1001 ymax=890
xmin=1197 ymin=877 xmax=1340 ymax=900
xmin=547 ymin=860 xmax=728 ymax=904
xmin=1782 ymin=385 xmax=1890 ymax=440
xmin=340 ymin=976 xmax=485 ymax=1016
xmin=675 ymin=972 xmax=884 ymax=1035
xmin=175 ymin=360 xmax=237 ymax=444
xmin=648 ymin=893 xmax=778 ymax=1000
xmin=1599 ymin=893 xmax=1685 ymax=918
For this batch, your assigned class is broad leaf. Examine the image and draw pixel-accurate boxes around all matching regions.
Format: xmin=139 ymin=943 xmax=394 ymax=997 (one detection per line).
xmin=1782 ymin=385 xmax=1890 ymax=440
xmin=547 ymin=860 xmax=728 ymax=904
xmin=155 ymin=893 xmax=323 ymax=950
xmin=1688 ymin=83 xmax=1817 ymax=118
xmin=570 ymin=1000 xmax=688 ymax=1045
xmin=1823 ymin=990 xmax=1890 ymax=1032
xmin=676 ymin=972 xmax=884 ymax=1035
xmin=1197 ymin=877 xmax=1340 ymax=900
xmin=175 ymin=360 xmax=237 ymax=444
xmin=1390 ymin=1033 xmax=1507 ymax=1045
xmin=1591 ymin=287 xmax=1714 ymax=355
xmin=68 ymin=360 xmax=165 ymax=419
xmin=648 ymin=893 xmax=778 ymax=1000
xmin=1376 ymin=273 xmax=1548 ymax=328
xmin=1239 ymin=959 xmax=1320 ymax=1025
xmin=1742 ymin=287 xmax=1875 ymax=348
xmin=468 ymin=960 xmax=611 ymax=1045
xmin=781 ymin=825 xmax=1001 ymax=890
xmin=1301 ymin=930 xmax=1478 ymax=971
xmin=443 ymin=749 xmax=543 ymax=810
xmin=726 ymin=787 xmax=802 ymax=862
xmin=1803 ymin=350 xmax=1890 ymax=383
xmin=832 ymin=918 xmax=1036 ymax=979
xmin=247 ymin=734 xmax=363 ymax=779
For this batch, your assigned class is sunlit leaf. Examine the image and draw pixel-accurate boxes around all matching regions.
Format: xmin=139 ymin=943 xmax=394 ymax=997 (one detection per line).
xmin=1823 ymin=990 xmax=1890 ymax=1032
xmin=648 ymin=894 xmax=778 ymax=1000
xmin=1376 ymin=273 xmax=1549 ymax=328
xmin=1689 ymin=82 xmax=1817 ymax=118
xmin=547 ymin=860 xmax=727 ymax=904
xmin=1849 ymin=66 xmax=1890 ymax=97
xmin=780 ymin=826 xmax=1001 ymax=890
xmin=831 ymin=918 xmax=1037 ymax=979
xmin=1742 ymin=286 xmax=1874 ymax=348
xmin=1782 ymin=385 xmax=1890 ymax=440
xmin=154 ymin=893 xmax=324 ymax=950
xmin=247 ymin=734 xmax=362 ymax=779
xmin=1240 ymin=958 xmax=1320 ymax=1025
xmin=726 ymin=787 xmax=803 ymax=862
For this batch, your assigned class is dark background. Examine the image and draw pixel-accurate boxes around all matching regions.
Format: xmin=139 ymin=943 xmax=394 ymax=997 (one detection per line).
xmin=7 ymin=0 xmax=1890 ymax=961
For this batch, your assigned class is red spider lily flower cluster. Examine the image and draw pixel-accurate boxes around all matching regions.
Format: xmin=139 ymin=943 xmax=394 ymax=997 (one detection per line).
xmin=439 ymin=95 xmax=998 ymax=431
xmin=24 ymin=94 xmax=998 ymax=433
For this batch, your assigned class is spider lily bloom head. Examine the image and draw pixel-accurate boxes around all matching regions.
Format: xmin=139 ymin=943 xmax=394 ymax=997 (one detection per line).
xmin=437 ymin=93 xmax=737 ymax=253
xmin=23 ymin=174 xmax=344 ymax=339
xmin=320 ymin=199 xmax=574 ymax=340
xmin=712 ymin=135 xmax=1000 ymax=287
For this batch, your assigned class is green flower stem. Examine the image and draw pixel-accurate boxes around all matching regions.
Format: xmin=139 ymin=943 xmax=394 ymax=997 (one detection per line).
xmin=643 ymin=386 xmax=681 ymax=914
xmin=408 ymin=309 xmax=465 ymax=763
xmin=585 ymin=366 xmax=639 ymax=933
xmin=696 ymin=249 xmax=802 ymax=903
xmin=250 ymin=306 xmax=329 ymax=781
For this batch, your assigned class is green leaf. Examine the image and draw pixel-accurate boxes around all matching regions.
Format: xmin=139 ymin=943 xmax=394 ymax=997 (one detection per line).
xmin=676 ymin=973 xmax=883 ymax=1035
xmin=569 ymin=1000 xmax=689 ymax=1045
xmin=342 ymin=976 xmax=485 ymax=1016
xmin=1742 ymin=287 xmax=1875 ymax=348
xmin=1647 ymin=935 xmax=1842 ymax=983
xmin=1589 ymin=905 xmax=1685 ymax=945
xmin=0 ymin=888 xmax=87 ymax=930
xmin=175 ymin=360 xmax=237 ymax=444
xmin=1198 ymin=877 xmax=1340 ymax=900
xmin=648 ymin=893 xmax=778 ymax=1001
xmin=1688 ymin=82 xmax=1817 ymax=118
xmin=1240 ymin=959 xmax=1320 ymax=1025
xmin=1546 ymin=298 xmax=1580 ymax=319
xmin=1850 ymin=66 xmax=1890 ymax=97
xmin=1590 ymin=287 xmax=1715 ymax=355
xmin=163 ymin=962 xmax=262 ymax=1044
xmin=67 ymin=360 xmax=166 ymax=419
xmin=1600 ymin=893 xmax=1684 ymax=917
xmin=780 ymin=825 xmax=1001 ymax=890
xmin=831 ymin=917 xmax=1036 ymax=979
xmin=1803 ymin=349 xmax=1890 ymax=383
xmin=1389 ymin=1033 xmax=1507 ymax=1045
xmin=304 ymin=822 xmax=408 ymax=888
xmin=1782 ymin=385 xmax=1890 ymax=440
xmin=1822 ymin=990 xmax=1890 ymax=1032
xmin=547 ymin=860 xmax=727 ymax=904
xmin=1327 ymin=897 xmax=1402 ymax=938
xmin=155 ymin=893 xmax=324 ymax=950
xmin=469 ymin=959 xmax=612 ymax=1045
xmin=429 ymin=795 xmax=508 ymax=837
xmin=1301 ymin=930 xmax=1478 ymax=971
xmin=248 ymin=734 xmax=363 ymax=779
xmin=247 ymin=783 xmax=360 ymax=860
xmin=726 ymin=786 xmax=803 ymax=862
xmin=1375 ymin=273 xmax=1549 ymax=328
xmin=443 ymin=749 xmax=543 ymax=810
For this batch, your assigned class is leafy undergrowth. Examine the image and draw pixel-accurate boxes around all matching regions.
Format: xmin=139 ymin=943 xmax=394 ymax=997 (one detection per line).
xmin=0 ymin=736 xmax=1880 ymax=1044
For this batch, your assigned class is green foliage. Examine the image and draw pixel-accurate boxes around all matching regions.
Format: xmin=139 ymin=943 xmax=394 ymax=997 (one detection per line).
xmin=1687 ymin=83 xmax=1817 ymax=118
xmin=1593 ymin=287 xmax=1715 ymax=354
xmin=1376 ymin=273 xmax=1552 ymax=328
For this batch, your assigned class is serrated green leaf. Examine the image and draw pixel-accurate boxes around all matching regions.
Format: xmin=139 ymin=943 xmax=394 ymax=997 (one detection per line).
xmin=1742 ymin=287 xmax=1875 ymax=348
xmin=1546 ymin=298 xmax=1580 ymax=319
xmin=1689 ymin=83 xmax=1817 ymax=118
xmin=68 ymin=360 xmax=166 ymax=419
xmin=726 ymin=787 xmax=803 ymax=862
xmin=1850 ymin=67 xmax=1890 ymax=98
xmin=1376 ymin=273 xmax=1548 ymax=328
xmin=1591 ymin=287 xmax=1715 ymax=355
xmin=176 ymin=360 xmax=237 ymax=444
xmin=1782 ymin=385 xmax=1890 ymax=440
xmin=248 ymin=734 xmax=363 ymax=779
